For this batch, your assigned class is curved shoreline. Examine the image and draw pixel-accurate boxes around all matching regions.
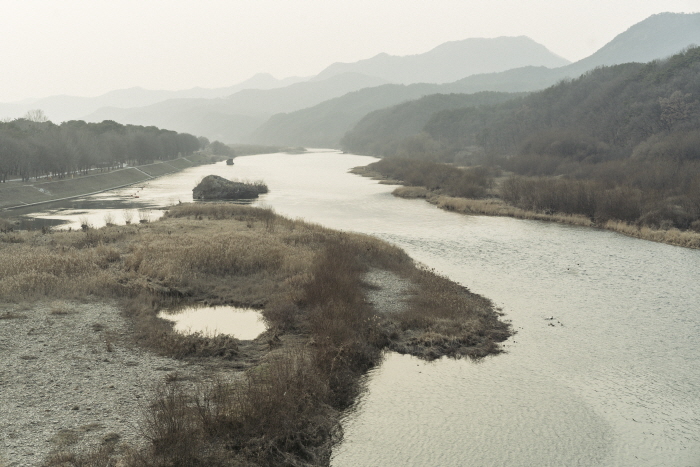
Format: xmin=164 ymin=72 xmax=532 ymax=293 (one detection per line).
xmin=351 ymin=166 xmax=700 ymax=249
xmin=0 ymin=154 xmax=225 ymax=213
xmin=0 ymin=203 xmax=509 ymax=466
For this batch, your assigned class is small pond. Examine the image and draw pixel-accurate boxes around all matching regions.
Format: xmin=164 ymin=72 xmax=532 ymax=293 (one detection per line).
xmin=159 ymin=306 xmax=267 ymax=340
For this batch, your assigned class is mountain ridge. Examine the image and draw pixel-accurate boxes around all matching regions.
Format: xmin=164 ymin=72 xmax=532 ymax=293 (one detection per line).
xmin=313 ymin=36 xmax=570 ymax=84
xmin=251 ymin=12 xmax=700 ymax=148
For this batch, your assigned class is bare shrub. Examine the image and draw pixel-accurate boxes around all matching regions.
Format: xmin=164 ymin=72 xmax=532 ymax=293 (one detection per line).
xmin=138 ymin=209 xmax=152 ymax=224
xmin=50 ymin=300 xmax=70 ymax=315
xmin=122 ymin=209 xmax=135 ymax=225
xmin=0 ymin=217 xmax=14 ymax=232
xmin=103 ymin=212 xmax=116 ymax=227
xmin=262 ymin=301 xmax=300 ymax=331
xmin=79 ymin=216 xmax=91 ymax=232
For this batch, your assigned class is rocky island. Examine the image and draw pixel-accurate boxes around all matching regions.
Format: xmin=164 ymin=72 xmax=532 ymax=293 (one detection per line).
xmin=192 ymin=175 xmax=268 ymax=200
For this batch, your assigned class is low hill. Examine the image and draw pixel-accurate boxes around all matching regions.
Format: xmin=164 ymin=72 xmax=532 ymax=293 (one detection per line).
xmin=249 ymin=83 xmax=441 ymax=148
xmin=340 ymin=92 xmax=523 ymax=156
xmin=314 ymin=36 xmax=569 ymax=84
xmin=420 ymin=47 xmax=700 ymax=162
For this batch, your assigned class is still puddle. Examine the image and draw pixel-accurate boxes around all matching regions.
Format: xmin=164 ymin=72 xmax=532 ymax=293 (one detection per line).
xmin=160 ymin=306 xmax=267 ymax=340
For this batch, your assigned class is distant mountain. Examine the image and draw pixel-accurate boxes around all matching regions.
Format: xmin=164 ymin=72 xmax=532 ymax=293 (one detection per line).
xmin=447 ymin=12 xmax=700 ymax=94
xmin=314 ymin=36 xmax=570 ymax=84
xmin=252 ymin=12 xmax=700 ymax=148
xmin=85 ymin=73 xmax=388 ymax=142
xmin=568 ymin=12 xmax=700 ymax=75
xmin=0 ymin=73 xmax=307 ymax=123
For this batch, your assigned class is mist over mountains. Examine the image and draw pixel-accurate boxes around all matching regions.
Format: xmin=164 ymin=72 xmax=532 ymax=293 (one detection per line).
xmin=251 ymin=12 xmax=700 ymax=148
xmin=312 ymin=36 xmax=570 ymax=84
xmin=2 ymin=12 xmax=699 ymax=148
xmin=0 ymin=73 xmax=307 ymax=124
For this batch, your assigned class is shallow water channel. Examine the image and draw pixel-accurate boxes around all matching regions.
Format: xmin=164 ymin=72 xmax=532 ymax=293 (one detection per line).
xmin=16 ymin=150 xmax=700 ymax=466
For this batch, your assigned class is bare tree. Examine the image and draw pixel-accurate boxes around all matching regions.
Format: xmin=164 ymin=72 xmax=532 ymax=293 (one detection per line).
xmin=23 ymin=109 xmax=49 ymax=122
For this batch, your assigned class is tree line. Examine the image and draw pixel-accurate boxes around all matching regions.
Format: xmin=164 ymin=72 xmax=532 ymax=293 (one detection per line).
xmin=0 ymin=116 xmax=201 ymax=182
xmin=344 ymin=47 xmax=700 ymax=230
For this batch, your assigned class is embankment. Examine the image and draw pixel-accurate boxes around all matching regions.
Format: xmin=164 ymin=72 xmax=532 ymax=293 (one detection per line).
xmin=0 ymin=154 xmax=223 ymax=211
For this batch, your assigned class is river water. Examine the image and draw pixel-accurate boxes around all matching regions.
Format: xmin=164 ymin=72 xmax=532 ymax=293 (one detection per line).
xmin=19 ymin=150 xmax=700 ymax=466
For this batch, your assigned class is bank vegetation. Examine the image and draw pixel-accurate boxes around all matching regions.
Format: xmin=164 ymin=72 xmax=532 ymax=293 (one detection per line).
xmin=1 ymin=203 xmax=509 ymax=466
xmin=354 ymin=158 xmax=700 ymax=248
xmin=346 ymin=47 xmax=700 ymax=248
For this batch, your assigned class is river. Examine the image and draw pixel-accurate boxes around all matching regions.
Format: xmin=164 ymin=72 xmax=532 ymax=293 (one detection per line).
xmin=18 ymin=150 xmax=700 ymax=466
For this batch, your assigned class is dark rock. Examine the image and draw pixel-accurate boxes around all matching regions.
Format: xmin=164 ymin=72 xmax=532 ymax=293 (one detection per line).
xmin=226 ymin=158 xmax=234 ymax=165
xmin=192 ymin=175 xmax=267 ymax=200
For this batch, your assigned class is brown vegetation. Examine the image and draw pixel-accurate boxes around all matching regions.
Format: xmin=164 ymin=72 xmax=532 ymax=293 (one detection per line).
xmin=357 ymin=158 xmax=700 ymax=248
xmin=1 ymin=203 xmax=509 ymax=466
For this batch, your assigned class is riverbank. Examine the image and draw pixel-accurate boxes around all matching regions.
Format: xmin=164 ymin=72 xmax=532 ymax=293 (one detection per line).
xmin=0 ymin=203 xmax=509 ymax=466
xmin=0 ymin=153 xmax=225 ymax=212
xmin=351 ymin=166 xmax=700 ymax=249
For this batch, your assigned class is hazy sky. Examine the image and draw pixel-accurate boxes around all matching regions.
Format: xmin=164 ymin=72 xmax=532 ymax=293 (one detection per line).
xmin=1 ymin=0 xmax=698 ymax=102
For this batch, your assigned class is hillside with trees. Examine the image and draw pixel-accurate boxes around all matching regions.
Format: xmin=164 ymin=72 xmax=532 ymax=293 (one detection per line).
xmin=0 ymin=117 xmax=200 ymax=183
xmin=352 ymin=46 xmax=700 ymax=232
xmin=250 ymin=86 xmax=520 ymax=148
xmin=340 ymin=92 xmax=522 ymax=158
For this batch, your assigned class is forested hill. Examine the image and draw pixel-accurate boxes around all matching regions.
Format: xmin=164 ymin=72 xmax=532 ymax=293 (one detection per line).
xmin=0 ymin=119 xmax=201 ymax=183
xmin=340 ymin=92 xmax=523 ymax=157
xmin=351 ymin=47 xmax=700 ymax=231
xmin=425 ymin=46 xmax=700 ymax=163
xmin=344 ymin=46 xmax=700 ymax=165
xmin=249 ymin=85 xmax=519 ymax=148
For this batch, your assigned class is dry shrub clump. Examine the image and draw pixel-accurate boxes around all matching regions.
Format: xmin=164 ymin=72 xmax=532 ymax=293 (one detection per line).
xmin=129 ymin=348 xmax=337 ymax=467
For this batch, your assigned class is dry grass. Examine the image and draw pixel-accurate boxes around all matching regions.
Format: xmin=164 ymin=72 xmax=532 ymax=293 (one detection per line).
xmin=392 ymin=186 xmax=429 ymax=198
xmin=358 ymin=160 xmax=700 ymax=249
xmin=604 ymin=220 xmax=700 ymax=248
xmin=1 ymin=202 xmax=510 ymax=466
xmin=426 ymin=194 xmax=595 ymax=226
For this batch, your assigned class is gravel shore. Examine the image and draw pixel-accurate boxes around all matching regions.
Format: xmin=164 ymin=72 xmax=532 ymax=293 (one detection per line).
xmin=363 ymin=269 xmax=413 ymax=314
xmin=0 ymin=300 xmax=206 ymax=467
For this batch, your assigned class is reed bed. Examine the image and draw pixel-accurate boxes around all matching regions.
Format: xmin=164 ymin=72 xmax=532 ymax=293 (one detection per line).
xmin=424 ymin=194 xmax=595 ymax=226
xmin=604 ymin=220 xmax=700 ymax=248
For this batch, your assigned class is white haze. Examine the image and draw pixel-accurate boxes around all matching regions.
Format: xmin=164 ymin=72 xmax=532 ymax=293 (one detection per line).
xmin=1 ymin=0 xmax=698 ymax=102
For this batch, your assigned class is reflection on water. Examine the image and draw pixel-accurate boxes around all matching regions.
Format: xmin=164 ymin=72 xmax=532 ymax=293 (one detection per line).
xmin=160 ymin=306 xmax=267 ymax=340
xmin=8 ymin=162 xmax=250 ymax=230
xmin=16 ymin=150 xmax=700 ymax=466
